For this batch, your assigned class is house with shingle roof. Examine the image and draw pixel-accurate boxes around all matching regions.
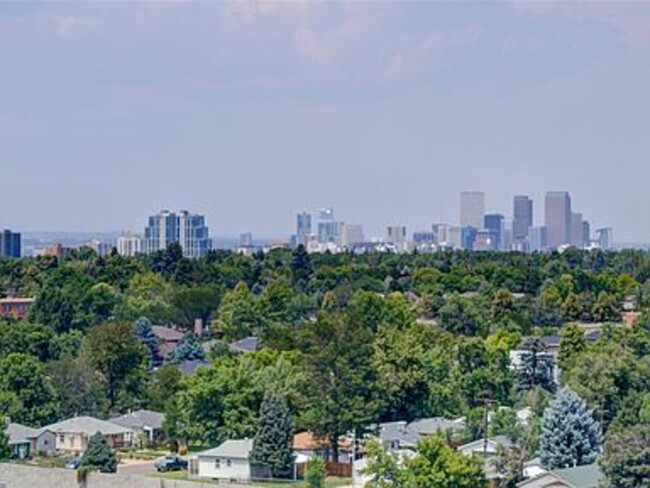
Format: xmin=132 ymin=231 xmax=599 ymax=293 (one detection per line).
xmin=43 ymin=416 xmax=134 ymax=454
xmin=110 ymin=410 xmax=164 ymax=444
xmin=190 ymin=439 xmax=254 ymax=481
xmin=517 ymin=464 xmax=604 ymax=488
xmin=6 ymin=423 xmax=56 ymax=459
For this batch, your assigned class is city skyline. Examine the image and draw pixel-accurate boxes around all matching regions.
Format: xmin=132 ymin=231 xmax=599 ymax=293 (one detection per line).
xmin=2 ymin=2 xmax=650 ymax=241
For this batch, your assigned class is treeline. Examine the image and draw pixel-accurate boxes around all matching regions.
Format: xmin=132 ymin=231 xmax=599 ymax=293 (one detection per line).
xmin=0 ymin=245 xmax=649 ymax=478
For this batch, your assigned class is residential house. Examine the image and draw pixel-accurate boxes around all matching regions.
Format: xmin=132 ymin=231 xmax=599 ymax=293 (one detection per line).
xmin=293 ymin=432 xmax=353 ymax=463
xmin=177 ymin=359 xmax=210 ymax=375
xmin=517 ymin=464 xmax=604 ymax=488
xmin=523 ymin=458 xmax=547 ymax=480
xmin=190 ymin=439 xmax=254 ymax=482
xmin=152 ymin=325 xmax=185 ymax=358
xmin=110 ymin=410 xmax=165 ymax=445
xmin=457 ymin=435 xmax=515 ymax=457
xmin=0 ymin=298 xmax=35 ymax=320
xmin=43 ymin=416 xmax=134 ymax=454
xmin=6 ymin=423 xmax=56 ymax=459
xmin=376 ymin=417 xmax=466 ymax=452
xmin=229 ymin=336 xmax=260 ymax=354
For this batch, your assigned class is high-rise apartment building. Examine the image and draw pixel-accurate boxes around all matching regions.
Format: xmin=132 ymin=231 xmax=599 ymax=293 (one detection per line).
xmin=484 ymin=214 xmax=504 ymax=250
xmin=144 ymin=210 xmax=211 ymax=258
xmin=296 ymin=213 xmax=312 ymax=238
xmin=460 ymin=191 xmax=485 ymax=229
xmin=513 ymin=196 xmax=533 ymax=242
xmin=117 ymin=234 xmax=143 ymax=257
xmin=529 ymin=226 xmax=547 ymax=252
xmin=339 ymin=223 xmax=364 ymax=248
xmin=545 ymin=191 xmax=572 ymax=249
xmin=0 ymin=230 xmax=21 ymax=258
xmin=582 ymin=221 xmax=591 ymax=248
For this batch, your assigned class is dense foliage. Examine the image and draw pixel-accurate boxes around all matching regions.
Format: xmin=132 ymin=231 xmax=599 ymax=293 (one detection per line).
xmin=0 ymin=245 xmax=649 ymax=482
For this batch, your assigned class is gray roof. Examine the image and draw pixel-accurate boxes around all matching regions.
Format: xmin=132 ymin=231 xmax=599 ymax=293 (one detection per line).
xmin=7 ymin=423 xmax=47 ymax=445
xmin=196 ymin=439 xmax=253 ymax=459
xmin=110 ymin=410 xmax=164 ymax=430
xmin=378 ymin=417 xmax=466 ymax=449
xmin=552 ymin=464 xmax=604 ymax=488
xmin=408 ymin=417 xmax=465 ymax=435
xmin=177 ymin=359 xmax=209 ymax=375
xmin=152 ymin=326 xmax=184 ymax=342
xmin=457 ymin=435 xmax=516 ymax=453
xmin=43 ymin=416 xmax=133 ymax=437
xmin=229 ymin=336 xmax=260 ymax=354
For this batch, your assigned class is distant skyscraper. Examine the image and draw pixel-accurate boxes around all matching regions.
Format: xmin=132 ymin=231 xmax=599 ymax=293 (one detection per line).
xmin=386 ymin=226 xmax=408 ymax=251
xmin=571 ymin=212 xmax=583 ymax=248
xmin=461 ymin=227 xmax=477 ymax=251
xmin=317 ymin=207 xmax=340 ymax=244
xmin=529 ymin=226 xmax=547 ymax=252
xmin=513 ymin=196 xmax=533 ymax=242
xmin=296 ymin=212 xmax=312 ymax=239
xmin=0 ymin=230 xmax=21 ymax=258
xmin=448 ymin=227 xmax=462 ymax=250
xmin=339 ymin=223 xmax=364 ymax=248
xmin=432 ymin=223 xmax=450 ymax=245
xmin=545 ymin=191 xmax=572 ymax=249
xmin=88 ymin=239 xmax=112 ymax=257
xmin=596 ymin=228 xmax=614 ymax=250
xmin=117 ymin=233 xmax=143 ymax=257
xmin=582 ymin=221 xmax=591 ymax=248
xmin=144 ymin=210 xmax=211 ymax=258
xmin=240 ymin=233 xmax=254 ymax=248
xmin=460 ymin=191 xmax=485 ymax=229
xmin=484 ymin=214 xmax=504 ymax=250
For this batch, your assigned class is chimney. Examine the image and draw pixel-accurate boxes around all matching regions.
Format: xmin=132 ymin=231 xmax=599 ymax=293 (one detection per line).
xmin=194 ymin=318 xmax=204 ymax=337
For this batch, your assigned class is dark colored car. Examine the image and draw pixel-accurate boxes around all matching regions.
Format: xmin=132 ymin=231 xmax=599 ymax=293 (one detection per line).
xmin=65 ymin=459 xmax=82 ymax=470
xmin=154 ymin=455 xmax=188 ymax=472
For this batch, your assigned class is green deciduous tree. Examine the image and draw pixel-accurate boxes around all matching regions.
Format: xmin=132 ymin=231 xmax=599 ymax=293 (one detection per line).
xmin=557 ymin=323 xmax=587 ymax=372
xmin=0 ymin=417 xmax=11 ymax=461
xmin=304 ymin=456 xmax=326 ymax=488
xmin=0 ymin=353 xmax=58 ymax=426
xmin=599 ymin=424 xmax=650 ymax=488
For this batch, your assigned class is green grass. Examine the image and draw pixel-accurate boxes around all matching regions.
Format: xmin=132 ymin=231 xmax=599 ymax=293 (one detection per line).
xmin=149 ymin=471 xmax=351 ymax=487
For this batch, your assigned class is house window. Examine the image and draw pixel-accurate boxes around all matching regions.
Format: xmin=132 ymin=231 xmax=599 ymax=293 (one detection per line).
xmin=226 ymin=459 xmax=232 ymax=467
xmin=215 ymin=459 xmax=221 ymax=469
xmin=59 ymin=435 xmax=65 ymax=444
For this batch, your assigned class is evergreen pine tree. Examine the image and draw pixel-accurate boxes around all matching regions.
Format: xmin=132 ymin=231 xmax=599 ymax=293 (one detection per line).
xmin=540 ymin=387 xmax=601 ymax=469
xmin=291 ymin=244 xmax=313 ymax=288
xmin=80 ymin=432 xmax=118 ymax=473
xmin=517 ymin=338 xmax=556 ymax=393
xmin=135 ymin=317 xmax=161 ymax=366
xmin=250 ymin=393 xmax=295 ymax=479
xmin=165 ymin=333 xmax=205 ymax=363
xmin=0 ymin=418 xmax=11 ymax=460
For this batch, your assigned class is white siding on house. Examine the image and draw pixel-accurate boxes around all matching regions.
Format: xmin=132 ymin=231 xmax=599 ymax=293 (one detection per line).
xmin=196 ymin=456 xmax=251 ymax=481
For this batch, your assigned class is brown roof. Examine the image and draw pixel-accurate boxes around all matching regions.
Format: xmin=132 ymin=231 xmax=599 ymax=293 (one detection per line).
xmin=293 ymin=432 xmax=352 ymax=451
xmin=152 ymin=326 xmax=184 ymax=342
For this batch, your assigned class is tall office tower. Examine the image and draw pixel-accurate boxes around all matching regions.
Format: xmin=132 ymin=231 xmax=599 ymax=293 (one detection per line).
xmin=529 ymin=226 xmax=548 ymax=252
xmin=88 ymin=239 xmax=112 ymax=257
xmin=432 ymin=223 xmax=450 ymax=245
xmin=473 ymin=229 xmax=497 ymax=251
xmin=448 ymin=227 xmax=462 ymax=249
xmin=296 ymin=212 xmax=312 ymax=239
xmin=386 ymin=226 xmax=408 ymax=251
xmin=513 ymin=196 xmax=533 ymax=241
xmin=461 ymin=227 xmax=477 ymax=251
xmin=339 ymin=223 xmax=364 ymax=248
xmin=317 ymin=207 xmax=340 ymax=244
xmin=570 ymin=213 xmax=584 ymax=248
xmin=545 ymin=191 xmax=572 ymax=249
xmin=582 ymin=221 xmax=591 ymax=248
xmin=596 ymin=228 xmax=614 ymax=250
xmin=460 ymin=191 xmax=485 ymax=229
xmin=0 ymin=229 xmax=21 ymax=258
xmin=144 ymin=210 xmax=211 ymax=258
xmin=484 ymin=214 xmax=504 ymax=250
xmin=117 ymin=233 xmax=143 ymax=257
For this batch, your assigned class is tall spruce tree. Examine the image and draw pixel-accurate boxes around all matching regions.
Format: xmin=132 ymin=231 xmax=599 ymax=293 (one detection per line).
xmin=540 ymin=387 xmax=600 ymax=469
xmin=135 ymin=317 xmax=160 ymax=366
xmin=250 ymin=393 xmax=295 ymax=479
xmin=80 ymin=432 xmax=118 ymax=473
xmin=0 ymin=417 xmax=11 ymax=460
xmin=517 ymin=338 xmax=556 ymax=393
xmin=165 ymin=333 xmax=205 ymax=364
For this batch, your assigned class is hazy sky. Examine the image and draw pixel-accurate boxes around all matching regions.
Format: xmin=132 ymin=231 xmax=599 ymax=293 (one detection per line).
xmin=2 ymin=1 xmax=650 ymax=241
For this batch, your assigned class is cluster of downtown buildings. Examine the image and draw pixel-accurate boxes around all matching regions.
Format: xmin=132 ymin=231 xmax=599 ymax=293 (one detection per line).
xmin=0 ymin=194 xmax=614 ymax=260
xmin=292 ymin=191 xmax=613 ymax=254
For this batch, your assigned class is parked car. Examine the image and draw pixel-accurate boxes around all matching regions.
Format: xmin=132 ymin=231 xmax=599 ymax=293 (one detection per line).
xmin=65 ymin=459 xmax=82 ymax=470
xmin=154 ymin=455 xmax=188 ymax=472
